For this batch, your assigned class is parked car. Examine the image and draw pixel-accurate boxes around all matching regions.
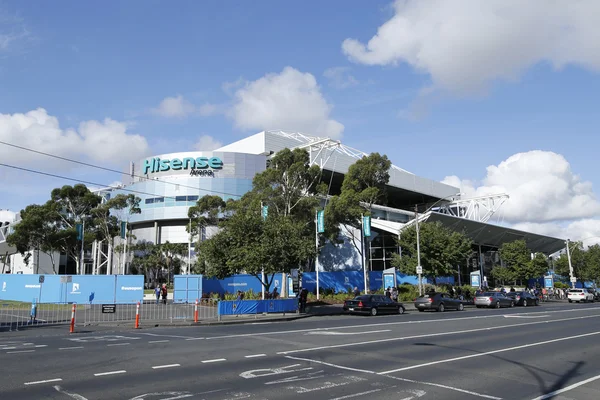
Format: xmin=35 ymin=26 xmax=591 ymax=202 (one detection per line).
xmin=506 ymin=291 xmax=539 ymax=307
xmin=343 ymin=295 xmax=405 ymax=316
xmin=414 ymin=292 xmax=465 ymax=312
xmin=474 ymin=292 xmax=515 ymax=308
xmin=568 ymin=288 xmax=595 ymax=303
xmin=587 ymin=288 xmax=600 ymax=301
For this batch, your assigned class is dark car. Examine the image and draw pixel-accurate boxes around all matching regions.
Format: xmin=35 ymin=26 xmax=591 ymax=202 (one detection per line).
xmin=343 ymin=295 xmax=405 ymax=316
xmin=506 ymin=291 xmax=539 ymax=306
xmin=414 ymin=292 xmax=465 ymax=312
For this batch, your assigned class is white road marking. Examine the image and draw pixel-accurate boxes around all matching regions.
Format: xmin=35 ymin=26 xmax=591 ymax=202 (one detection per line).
xmin=503 ymin=315 xmax=549 ymax=318
xmin=3 ymin=346 xmax=16 ymax=350
xmin=69 ymin=335 xmax=140 ymax=343
xmin=265 ymin=370 xmax=326 ymax=385
xmin=140 ymin=333 xmax=195 ymax=339
xmin=278 ymin=313 xmax=600 ymax=355
xmin=398 ymin=389 xmax=427 ymax=400
xmin=202 ymin=358 xmax=226 ymax=363
xmin=59 ymin=346 xmax=84 ymax=350
xmin=328 ymin=388 xmax=382 ymax=399
xmin=306 ymin=329 xmax=391 ymax=336
xmin=34 ymin=345 xmax=48 ymax=348
xmin=386 ymin=375 xmax=502 ymax=400
xmin=7 ymin=350 xmax=35 ymax=354
xmin=152 ymin=364 xmax=181 ymax=369
xmin=24 ymin=378 xmax=63 ymax=386
xmin=184 ymin=337 xmax=205 ymax=341
xmin=148 ymin=340 xmax=170 ymax=344
xmin=245 ymin=354 xmax=267 ymax=358
xmin=292 ymin=375 xmax=366 ymax=393
xmin=94 ymin=370 xmax=127 ymax=376
xmin=107 ymin=343 xmax=130 ymax=347
xmin=380 ymin=331 xmax=600 ymax=374
xmin=240 ymin=364 xmax=313 ymax=379
xmin=203 ymin=307 xmax=600 ymax=340
xmin=530 ymin=373 xmax=600 ymax=399
xmin=285 ymin=356 xmax=376 ymax=374
xmin=129 ymin=391 xmax=196 ymax=400
xmin=53 ymin=385 xmax=89 ymax=400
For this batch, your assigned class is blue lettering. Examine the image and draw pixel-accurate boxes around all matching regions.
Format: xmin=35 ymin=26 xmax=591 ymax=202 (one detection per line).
xmin=182 ymin=157 xmax=195 ymax=169
xmin=170 ymin=158 xmax=182 ymax=170
xmin=195 ymin=157 xmax=209 ymax=169
xmin=143 ymin=159 xmax=152 ymax=175
xmin=208 ymin=157 xmax=223 ymax=169
xmin=159 ymin=159 xmax=170 ymax=172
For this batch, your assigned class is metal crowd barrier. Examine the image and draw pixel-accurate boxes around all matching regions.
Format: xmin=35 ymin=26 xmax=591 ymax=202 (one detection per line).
xmin=0 ymin=299 xmax=219 ymax=331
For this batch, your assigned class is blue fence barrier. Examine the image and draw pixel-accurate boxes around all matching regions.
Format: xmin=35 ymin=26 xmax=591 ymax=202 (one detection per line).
xmin=202 ymin=273 xmax=284 ymax=296
xmin=173 ymin=275 xmax=203 ymax=303
xmin=0 ymin=274 xmax=144 ymax=303
xmin=218 ymin=299 xmax=297 ymax=316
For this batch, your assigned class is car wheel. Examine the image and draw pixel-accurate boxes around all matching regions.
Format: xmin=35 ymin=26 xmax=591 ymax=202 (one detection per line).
xmin=523 ymin=299 xmax=528 ymax=307
xmin=568 ymin=299 xmax=572 ymax=303
xmin=535 ymin=299 xmax=539 ymax=306
xmin=370 ymin=308 xmax=378 ymax=316
xmin=476 ymin=305 xmax=482 ymax=308
xmin=398 ymin=306 xmax=405 ymax=315
xmin=438 ymin=303 xmax=445 ymax=312
xmin=495 ymin=301 xmax=501 ymax=309
xmin=458 ymin=303 xmax=464 ymax=311
xmin=418 ymin=308 xmax=424 ymax=312
xmin=510 ymin=301 xmax=515 ymax=308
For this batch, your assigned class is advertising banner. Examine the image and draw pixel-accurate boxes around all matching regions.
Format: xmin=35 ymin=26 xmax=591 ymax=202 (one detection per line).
xmin=317 ymin=210 xmax=325 ymax=233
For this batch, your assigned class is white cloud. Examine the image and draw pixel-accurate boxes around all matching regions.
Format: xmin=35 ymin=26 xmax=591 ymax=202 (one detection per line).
xmin=323 ymin=67 xmax=359 ymax=89
xmin=153 ymin=95 xmax=195 ymax=118
xmin=193 ymin=135 xmax=223 ymax=151
xmin=198 ymin=103 xmax=219 ymax=117
xmin=0 ymin=12 xmax=30 ymax=53
xmin=0 ymin=108 xmax=150 ymax=167
xmin=442 ymin=150 xmax=600 ymax=236
xmin=342 ymin=0 xmax=600 ymax=95
xmin=229 ymin=67 xmax=344 ymax=139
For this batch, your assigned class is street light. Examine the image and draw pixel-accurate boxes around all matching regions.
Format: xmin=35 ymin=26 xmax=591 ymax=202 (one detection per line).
xmin=414 ymin=193 xmax=464 ymax=295
xmin=565 ymin=236 xmax=600 ymax=289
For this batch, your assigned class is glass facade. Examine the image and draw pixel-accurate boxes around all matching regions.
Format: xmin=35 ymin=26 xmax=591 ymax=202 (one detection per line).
xmin=368 ymin=230 xmax=400 ymax=271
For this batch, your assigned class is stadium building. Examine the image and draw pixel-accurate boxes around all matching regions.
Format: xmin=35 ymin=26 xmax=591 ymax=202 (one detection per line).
xmin=1 ymin=131 xmax=565 ymax=283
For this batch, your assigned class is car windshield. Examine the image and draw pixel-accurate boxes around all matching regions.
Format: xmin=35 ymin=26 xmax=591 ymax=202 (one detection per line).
xmin=354 ymin=295 xmax=371 ymax=300
xmin=481 ymin=292 xmax=497 ymax=296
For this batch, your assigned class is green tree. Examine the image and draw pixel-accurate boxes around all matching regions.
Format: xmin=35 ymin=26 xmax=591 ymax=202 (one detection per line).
xmin=324 ymin=153 xmax=391 ymax=254
xmin=161 ymin=241 xmax=187 ymax=284
xmin=555 ymin=241 xmax=586 ymax=283
xmin=187 ymin=195 xmax=227 ymax=237
xmin=490 ymin=265 xmax=517 ymax=286
xmin=585 ymin=244 xmax=600 ymax=286
xmin=6 ymin=204 xmax=63 ymax=273
xmin=195 ymin=148 xmax=321 ymax=292
xmin=527 ymin=253 xmax=550 ymax=280
xmin=391 ymin=221 xmax=473 ymax=285
xmin=130 ymin=241 xmax=164 ymax=285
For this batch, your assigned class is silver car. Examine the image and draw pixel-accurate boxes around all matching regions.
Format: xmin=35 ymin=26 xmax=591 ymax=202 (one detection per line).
xmin=475 ymin=292 xmax=515 ymax=308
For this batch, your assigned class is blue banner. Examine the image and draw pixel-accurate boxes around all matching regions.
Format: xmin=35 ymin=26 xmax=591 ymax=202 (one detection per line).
xmin=317 ymin=210 xmax=325 ymax=233
xmin=173 ymin=275 xmax=203 ymax=303
xmin=202 ymin=273 xmax=284 ymax=296
xmin=261 ymin=205 xmax=268 ymax=221
xmin=218 ymin=299 xmax=297 ymax=315
xmin=120 ymin=221 xmax=127 ymax=239
xmin=363 ymin=216 xmax=371 ymax=237
xmin=76 ymin=223 xmax=83 ymax=241
xmin=470 ymin=273 xmax=481 ymax=287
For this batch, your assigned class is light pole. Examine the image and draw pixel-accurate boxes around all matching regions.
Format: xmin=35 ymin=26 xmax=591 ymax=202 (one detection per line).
xmin=565 ymin=236 xmax=600 ymax=288
xmin=414 ymin=193 xmax=463 ymax=295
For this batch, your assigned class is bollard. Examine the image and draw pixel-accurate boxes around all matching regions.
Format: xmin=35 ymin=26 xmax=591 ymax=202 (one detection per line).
xmin=194 ymin=299 xmax=199 ymax=323
xmin=69 ymin=304 xmax=76 ymax=333
xmin=135 ymin=302 xmax=140 ymax=329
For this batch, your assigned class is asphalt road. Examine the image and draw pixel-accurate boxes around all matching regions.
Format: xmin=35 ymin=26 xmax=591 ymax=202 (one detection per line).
xmin=2 ymin=301 xmax=600 ymax=400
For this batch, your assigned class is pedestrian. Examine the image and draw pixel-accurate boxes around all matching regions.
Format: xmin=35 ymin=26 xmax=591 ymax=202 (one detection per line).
xmin=299 ymin=288 xmax=308 ymax=313
xmin=154 ymin=285 xmax=161 ymax=305
xmin=353 ymin=287 xmax=360 ymax=297
xmin=161 ymin=284 xmax=168 ymax=305
xmin=385 ymin=287 xmax=392 ymax=299
xmin=391 ymin=287 xmax=398 ymax=302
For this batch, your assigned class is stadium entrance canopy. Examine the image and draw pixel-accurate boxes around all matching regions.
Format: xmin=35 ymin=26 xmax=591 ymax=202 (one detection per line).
xmin=372 ymin=211 xmax=565 ymax=255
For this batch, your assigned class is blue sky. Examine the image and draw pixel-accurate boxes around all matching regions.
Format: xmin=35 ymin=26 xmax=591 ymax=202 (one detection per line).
xmin=1 ymin=0 xmax=600 ymax=241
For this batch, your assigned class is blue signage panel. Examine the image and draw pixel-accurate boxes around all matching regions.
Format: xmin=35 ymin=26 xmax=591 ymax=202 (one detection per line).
xmin=470 ymin=273 xmax=481 ymax=288
xmin=288 ymin=276 xmax=295 ymax=297
xmin=173 ymin=275 xmax=203 ymax=303
xmin=544 ymin=276 xmax=554 ymax=288
xmin=218 ymin=299 xmax=297 ymax=315
xmin=317 ymin=210 xmax=325 ymax=233
xmin=261 ymin=205 xmax=268 ymax=221
xmin=76 ymin=223 xmax=83 ymax=240
xmin=202 ymin=273 xmax=283 ymax=296
xmin=383 ymin=274 xmax=395 ymax=290
xmin=363 ymin=216 xmax=371 ymax=237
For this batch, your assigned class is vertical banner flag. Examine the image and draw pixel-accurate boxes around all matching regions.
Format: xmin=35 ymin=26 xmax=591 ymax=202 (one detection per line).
xmin=76 ymin=223 xmax=83 ymax=241
xmin=261 ymin=205 xmax=268 ymax=221
xmin=317 ymin=210 xmax=325 ymax=233
xmin=363 ymin=215 xmax=371 ymax=237
xmin=120 ymin=221 xmax=127 ymax=239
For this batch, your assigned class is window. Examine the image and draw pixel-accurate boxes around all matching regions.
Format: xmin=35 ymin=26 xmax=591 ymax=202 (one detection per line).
xmin=155 ymin=197 xmax=164 ymax=203
xmin=187 ymin=195 xmax=198 ymax=202
xmin=145 ymin=198 xmax=154 ymax=204
xmin=176 ymin=196 xmax=187 ymax=202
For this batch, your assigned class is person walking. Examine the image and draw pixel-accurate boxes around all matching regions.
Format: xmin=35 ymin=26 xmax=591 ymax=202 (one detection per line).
xmin=161 ymin=284 xmax=168 ymax=305
xmin=154 ymin=285 xmax=161 ymax=305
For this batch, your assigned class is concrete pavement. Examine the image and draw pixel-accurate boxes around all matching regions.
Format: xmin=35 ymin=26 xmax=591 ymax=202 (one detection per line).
xmin=2 ymin=302 xmax=600 ymax=399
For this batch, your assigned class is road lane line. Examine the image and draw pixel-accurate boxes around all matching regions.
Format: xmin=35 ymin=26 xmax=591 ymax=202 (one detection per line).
xmin=379 ymin=331 xmax=600 ymax=374
xmin=7 ymin=350 xmax=35 ymax=354
xmin=34 ymin=345 xmax=48 ymax=348
xmin=530 ymin=373 xmax=600 ymax=399
xmin=285 ymin=356 xmax=375 ymax=374
xmin=94 ymin=370 xmax=127 ymax=376
xmin=140 ymin=333 xmax=195 ymax=339
xmin=152 ymin=364 xmax=181 ymax=369
xmin=107 ymin=343 xmax=130 ymax=347
xmin=385 ymin=375 xmax=502 ymax=400
xmin=3 ymin=347 xmax=16 ymax=350
xmin=149 ymin=340 xmax=170 ymax=343
xmin=278 ymin=314 xmax=600 ymax=355
xmin=24 ymin=378 xmax=63 ymax=386
xmin=202 ymin=358 xmax=226 ymax=363
xmin=59 ymin=346 xmax=84 ymax=350
xmin=53 ymin=385 xmax=89 ymax=400
xmin=329 ymin=388 xmax=382 ymax=399
xmin=245 ymin=354 xmax=267 ymax=358
xmin=306 ymin=329 xmax=391 ymax=336
xmin=184 ymin=337 xmax=205 ymax=341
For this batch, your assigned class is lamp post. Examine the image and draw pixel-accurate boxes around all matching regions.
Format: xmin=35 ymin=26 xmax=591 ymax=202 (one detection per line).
xmin=414 ymin=193 xmax=463 ymax=295
xmin=565 ymin=236 xmax=600 ymax=289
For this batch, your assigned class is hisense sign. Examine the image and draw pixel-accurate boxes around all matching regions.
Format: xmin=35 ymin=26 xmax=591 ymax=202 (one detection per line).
xmin=143 ymin=157 xmax=224 ymax=176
